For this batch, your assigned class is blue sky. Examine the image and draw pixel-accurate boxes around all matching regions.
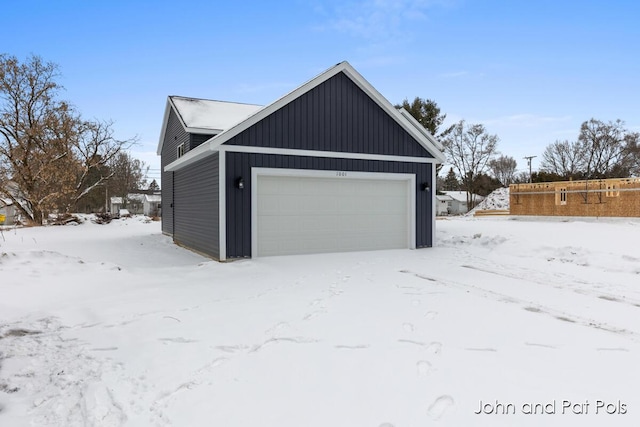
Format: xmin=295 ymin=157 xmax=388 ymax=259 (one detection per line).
xmin=3 ymin=0 xmax=639 ymax=184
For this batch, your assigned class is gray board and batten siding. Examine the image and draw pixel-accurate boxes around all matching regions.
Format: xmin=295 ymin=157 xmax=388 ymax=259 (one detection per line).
xmin=160 ymin=108 xmax=187 ymax=236
xmin=225 ymin=152 xmax=432 ymax=258
xmin=160 ymin=108 xmax=218 ymax=238
xmin=174 ymin=153 xmax=220 ymax=259
xmin=161 ymin=65 xmax=440 ymax=260
xmin=225 ymin=72 xmax=433 ymax=158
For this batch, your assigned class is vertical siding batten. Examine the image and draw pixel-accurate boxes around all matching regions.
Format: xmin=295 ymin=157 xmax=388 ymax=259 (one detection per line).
xmin=224 ymin=72 xmax=432 ymax=158
xmin=161 ymin=108 xmax=190 ymax=235
xmin=173 ymin=153 xmax=220 ymax=258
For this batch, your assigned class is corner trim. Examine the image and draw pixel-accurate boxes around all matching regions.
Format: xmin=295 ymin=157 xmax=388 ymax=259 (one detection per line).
xmin=219 ymin=151 xmax=227 ymax=261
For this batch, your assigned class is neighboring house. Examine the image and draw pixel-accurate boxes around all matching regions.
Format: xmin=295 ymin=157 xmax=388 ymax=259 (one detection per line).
xmin=442 ymin=191 xmax=485 ymax=215
xmin=435 ymin=194 xmax=453 ymax=216
xmin=158 ymin=61 xmax=446 ymax=260
xmin=126 ymin=194 xmax=145 ymax=214
xmin=1 ymin=182 xmax=29 ymax=225
xmin=510 ymin=177 xmax=640 ymax=217
xmin=144 ymin=194 xmax=162 ymax=217
xmin=109 ymin=197 xmax=124 ymax=214
xmin=0 ymin=198 xmax=17 ymax=225
xmin=110 ymin=193 xmax=155 ymax=215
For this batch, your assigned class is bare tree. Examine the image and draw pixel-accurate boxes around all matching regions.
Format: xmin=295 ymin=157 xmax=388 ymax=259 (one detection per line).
xmin=107 ymin=151 xmax=148 ymax=208
xmin=71 ymin=119 xmax=135 ymax=208
xmin=513 ymin=171 xmax=532 ymax=184
xmin=488 ymin=155 xmax=517 ymax=186
xmin=579 ymin=119 xmax=634 ymax=179
xmin=442 ymin=120 xmax=498 ymax=209
xmin=0 ymin=54 xmax=77 ymax=223
xmin=539 ymin=140 xmax=584 ymax=179
xmin=0 ymin=54 xmax=135 ymax=223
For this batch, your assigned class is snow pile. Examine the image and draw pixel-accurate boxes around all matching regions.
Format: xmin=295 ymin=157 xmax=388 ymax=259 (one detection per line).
xmin=467 ymin=186 xmax=510 ymax=214
xmin=1 ymin=215 xmax=640 ymax=426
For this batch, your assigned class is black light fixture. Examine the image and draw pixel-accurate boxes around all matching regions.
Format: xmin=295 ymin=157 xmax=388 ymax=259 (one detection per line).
xmin=236 ymin=177 xmax=244 ymax=189
xmin=421 ymin=182 xmax=430 ymax=192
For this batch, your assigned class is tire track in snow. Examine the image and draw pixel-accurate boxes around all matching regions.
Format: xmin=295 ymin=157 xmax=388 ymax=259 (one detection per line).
xmin=460 ymin=261 xmax=640 ymax=309
xmin=400 ymin=270 xmax=640 ymax=342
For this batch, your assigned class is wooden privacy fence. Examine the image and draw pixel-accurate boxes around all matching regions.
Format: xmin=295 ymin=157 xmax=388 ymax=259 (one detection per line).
xmin=510 ymin=177 xmax=640 ymax=217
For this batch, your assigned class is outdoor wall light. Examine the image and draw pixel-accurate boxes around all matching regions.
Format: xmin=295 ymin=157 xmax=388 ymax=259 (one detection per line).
xmin=236 ymin=177 xmax=244 ymax=189
xmin=422 ymin=182 xmax=430 ymax=192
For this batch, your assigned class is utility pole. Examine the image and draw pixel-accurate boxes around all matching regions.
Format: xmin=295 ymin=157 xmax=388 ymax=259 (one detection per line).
xmin=524 ymin=156 xmax=536 ymax=183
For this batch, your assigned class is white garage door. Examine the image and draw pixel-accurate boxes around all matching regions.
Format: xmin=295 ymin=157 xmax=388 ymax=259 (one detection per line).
xmin=254 ymin=173 xmax=412 ymax=257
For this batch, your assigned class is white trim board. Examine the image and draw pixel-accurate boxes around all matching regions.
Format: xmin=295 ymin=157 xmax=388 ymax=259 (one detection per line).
xmin=166 ymin=145 xmax=438 ymax=172
xmin=250 ymin=168 xmax=416 ymax=258
xmin=219 ymin=151 xmax=227 ymax=261
xmin=220 ymin=145 xmax=438 ymax=163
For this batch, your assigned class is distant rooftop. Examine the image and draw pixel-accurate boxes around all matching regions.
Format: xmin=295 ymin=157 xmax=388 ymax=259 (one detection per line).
xmin=442 ymin=191 xmax=485 ymax=203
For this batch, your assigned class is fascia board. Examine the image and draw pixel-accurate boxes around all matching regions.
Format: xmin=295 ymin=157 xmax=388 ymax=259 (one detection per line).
xmin=164 ymin=142 xmax=217 ymax=172
xmin=184 ymin=126 xmax=221 ymax=134
xmin=340 ymin=65 xmax=446 ymax=163
xmin=156 ymin=99 xmax=173 ymax=155
xmin=398 ymin=108 xmax=445 ymax=152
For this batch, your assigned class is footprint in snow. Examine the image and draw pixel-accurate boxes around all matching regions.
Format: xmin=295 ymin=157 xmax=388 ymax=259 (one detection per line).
xmin=266 ymin=322 xmax=290 ymax=334
xmin=424 ymin=311 xmax=438 ymax=320
xmin=403 ymin=323 xmax=414 ymax=332
xmin=427 ymin=395 xmax=455 ymax=420
xmin=303 ymin=310 xmax=326 ymax=320
xmin=426 ymin=342 xmax=442 ymax=355
xmin=417 ymin=360 xmax=432 ymax=377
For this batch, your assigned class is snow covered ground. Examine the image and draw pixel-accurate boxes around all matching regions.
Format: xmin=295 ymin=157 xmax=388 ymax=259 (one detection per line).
xmin=1 ymin=215 xmax=639 ymax=426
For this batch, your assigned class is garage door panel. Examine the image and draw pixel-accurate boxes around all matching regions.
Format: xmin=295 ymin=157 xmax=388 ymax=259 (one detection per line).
xmin=256 ymin=174 xmax=411 ymax=257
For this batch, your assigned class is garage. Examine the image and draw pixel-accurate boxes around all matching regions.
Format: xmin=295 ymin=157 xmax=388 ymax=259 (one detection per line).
xmin=159 ymin=61 xmax=445 ymax=260
xmin=252 ymin=170 xmax=415 ymax=257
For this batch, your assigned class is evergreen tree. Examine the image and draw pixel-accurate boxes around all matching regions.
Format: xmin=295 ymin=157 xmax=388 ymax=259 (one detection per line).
xmin=442 ymin=167 xmax=459 ymax=190
xmin=395 ymin=97 xmax=452 ymax=137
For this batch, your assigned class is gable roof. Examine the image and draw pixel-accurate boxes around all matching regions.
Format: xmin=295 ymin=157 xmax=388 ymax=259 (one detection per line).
xmin=156 ymin=96 xmax=262 ymax=155
xmin=164 ymin=61 xmax=446 ymax=171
